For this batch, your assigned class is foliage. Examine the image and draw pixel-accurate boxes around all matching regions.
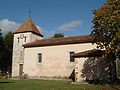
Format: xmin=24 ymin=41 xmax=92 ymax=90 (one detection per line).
xmin=0 ymin=29 xmax=2 ymax=41
xmin=91 ymin=0 xmax=120 ymax=61
xmin=0 ymin=29 xmax=4 ymax=73
xmin=3 ymin=32 xmax=13 ymax=54
xmin=0 ymin=29 xmax=3 ymax=52
xmin=52 ymin=33 xmax=64 ymax=38
xmin=0 ymin=32 xmax=13 ymax=74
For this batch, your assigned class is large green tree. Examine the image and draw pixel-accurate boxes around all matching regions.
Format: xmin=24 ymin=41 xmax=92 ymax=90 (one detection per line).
xmin=0 ymin=29 xmax=3 ymax=50
xmin=0 ymin=29 xmax=3 ymax=54
xmin=91 ymin=0 xmax=120 ymax=81
xmin=0 ymin=29 xmax=3 ymax=48
xmin=0 ymin=32 xmax=13 ymax=74
xmin=0 ymin=29 xmax=4 ymax=74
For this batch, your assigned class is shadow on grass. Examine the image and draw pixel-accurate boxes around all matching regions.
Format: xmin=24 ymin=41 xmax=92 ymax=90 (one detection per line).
xmin=0 ymin=81 xmax=13 ymax=83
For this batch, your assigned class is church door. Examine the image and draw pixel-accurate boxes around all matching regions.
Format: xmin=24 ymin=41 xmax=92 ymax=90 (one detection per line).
xmin=19 ymin=64 xmax=23 ymax=76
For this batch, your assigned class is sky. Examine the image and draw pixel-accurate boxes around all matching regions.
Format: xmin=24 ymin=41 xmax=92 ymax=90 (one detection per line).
xmin=0 ymin=0 xmax=107 ymax=38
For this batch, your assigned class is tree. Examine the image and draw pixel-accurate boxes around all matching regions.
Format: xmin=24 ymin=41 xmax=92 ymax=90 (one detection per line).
xmin=0 ymin=29 xmax=3 ymax=51
xmin=91 ymin=0 xmax=120 ymax=81
xmin=52 ymin=33 xmax=64 ymax=38
xmin=0 ymin=32 xmax=13 ymax=74
xmin=3 ymin=32 xmax=13 ymax=73
xmin=0 ymin=29 xmax=4 ymax=74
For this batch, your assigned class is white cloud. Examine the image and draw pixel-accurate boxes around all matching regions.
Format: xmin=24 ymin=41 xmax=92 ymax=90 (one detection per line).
xmin=30 ymin=25 xmax=56 ymax=38
xmin=37 ymin=26 xmax=42 ymax=33
xmin=41 ymin=29 xmax=55 ymax=38
xmin=37 ymin=26 xmax=55 ymax=38
xmin=0 ymin=19 xmax=54 ymax=38
xmin=0 ymin=19 xmax=20 ymax=34
xmin=57 ymin=20 xmax=82 ymax=31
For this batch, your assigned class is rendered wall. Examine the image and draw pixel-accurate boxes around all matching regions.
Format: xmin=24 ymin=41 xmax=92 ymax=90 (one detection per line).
xmin=75 ymin=57 xmax=109 ymax=82
xmin=23 ymin=43 xmax=96 ymax=79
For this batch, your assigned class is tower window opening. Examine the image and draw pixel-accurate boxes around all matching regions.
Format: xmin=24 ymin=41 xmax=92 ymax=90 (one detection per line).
xmin=18 ymin=37 xmax=20 ymax=43
xmin=24 ymin=37 xmax=27 ymax=42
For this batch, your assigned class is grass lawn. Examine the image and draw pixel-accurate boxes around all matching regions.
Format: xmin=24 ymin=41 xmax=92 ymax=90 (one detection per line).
xmin=0 ymin=78 xmax=120 ymax=90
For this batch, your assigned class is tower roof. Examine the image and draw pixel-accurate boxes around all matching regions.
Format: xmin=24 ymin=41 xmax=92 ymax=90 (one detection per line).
xmin=13 ymin=18 xmax=43 ymax=37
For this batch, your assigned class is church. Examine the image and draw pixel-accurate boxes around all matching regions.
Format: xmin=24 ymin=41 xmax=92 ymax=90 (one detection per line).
xmin=12 ymin=18 xmax=110 ymax=82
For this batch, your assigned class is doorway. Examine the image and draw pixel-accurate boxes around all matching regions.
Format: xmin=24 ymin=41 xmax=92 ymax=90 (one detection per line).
xmin=19 ymin=64 xmax=23 ymax=76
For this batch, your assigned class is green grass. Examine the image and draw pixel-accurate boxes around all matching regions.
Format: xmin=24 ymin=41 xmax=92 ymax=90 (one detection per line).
xmin=0 ymin=78 xmax=120 ymax=90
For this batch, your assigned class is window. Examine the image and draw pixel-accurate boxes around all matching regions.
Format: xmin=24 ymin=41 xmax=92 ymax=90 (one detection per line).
xmin=24 ymin=37 xmax=27 ymax=42
xmin=38 ymin=53 xmax=42 ymax=63
xmin=17 ymin=37 xmax=20 ymax=43
xmin=70 ymin=51 xmax=75 ymax=62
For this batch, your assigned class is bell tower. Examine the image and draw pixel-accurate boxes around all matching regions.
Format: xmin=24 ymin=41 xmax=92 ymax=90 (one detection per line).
xmin=12 ymin=18 xmax=43 ymax=78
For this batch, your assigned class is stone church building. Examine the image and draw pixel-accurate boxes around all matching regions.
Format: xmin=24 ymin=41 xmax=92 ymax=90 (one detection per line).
xmin=12 ymin=18 xmax=110 ymax=82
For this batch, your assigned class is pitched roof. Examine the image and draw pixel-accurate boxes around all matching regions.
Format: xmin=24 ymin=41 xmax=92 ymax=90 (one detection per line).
xmin=23 ymin=35 xmax=95 ymax=48
xmin=13 ymin=18 xmax=43 ymax=37
xmin=71 ymin=49 xmax=105 ymax=57
xmin=71 ymin=48 xmax=119 ymax=58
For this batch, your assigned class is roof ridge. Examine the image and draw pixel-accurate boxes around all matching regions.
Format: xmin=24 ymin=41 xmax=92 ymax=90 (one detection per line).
xmin=71 ymin=49 xmax=105 ymax=57
xmin=36 ymin=34 xmax=91 ymax=41
xmin=23 ymin=35 xmax=95 ymax=48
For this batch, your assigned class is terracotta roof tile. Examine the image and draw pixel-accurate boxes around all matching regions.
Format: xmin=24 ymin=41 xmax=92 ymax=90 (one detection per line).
xmin=71 ymin=49 xmax=105 ymax=57
xmin=23 ymin=35 xmax=95 ymax=48
xmin=13 ymin=18 xmax=43 ymax=37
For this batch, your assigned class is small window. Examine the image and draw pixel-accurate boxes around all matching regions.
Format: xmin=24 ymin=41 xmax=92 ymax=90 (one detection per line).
xmin=24 ymin=37 xmax=27 ymax=42
xmin=70 ymin=51 xmax=75 ymax=62
xmin=18 ymin=37 xmax=20 ymax=43
xmin=38 ymin=53 xmax=42 ymax=63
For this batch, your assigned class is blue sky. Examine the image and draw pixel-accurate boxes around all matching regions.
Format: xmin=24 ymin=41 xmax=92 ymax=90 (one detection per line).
xmin=0 ymin=0 xmax=107 ymax=38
